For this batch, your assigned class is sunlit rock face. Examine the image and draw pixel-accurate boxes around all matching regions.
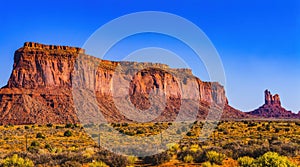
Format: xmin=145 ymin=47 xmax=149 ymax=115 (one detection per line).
xmin=0 ymin=42 xmax=250 ymax=125
xmin=247 ymin=90 xmax=299 ymax=119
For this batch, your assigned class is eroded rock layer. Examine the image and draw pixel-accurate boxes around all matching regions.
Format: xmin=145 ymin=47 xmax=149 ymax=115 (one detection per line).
xmin=0 ymin=42 xmax=251 ymax=125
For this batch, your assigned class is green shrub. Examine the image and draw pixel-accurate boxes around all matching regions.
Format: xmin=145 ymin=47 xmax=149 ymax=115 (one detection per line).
xmin=190 ymin=144 xmax=200 ymax=152
xmin=30 ymin=141 xmax=40 ymax=147
xmin=56 ymin=125 xmax=63 ymax=129
xmin=183 ymin=154 xmax=194 ymax=163
xmin=127 ymin=156 xmax=138 ymax=165
xmin=36 ymin=132 xmax=46 ymax=139
xmin=177 ymin=149 xmax=206 ymax=163
xmin=186 ymin=131 xmax=195 ymax=136
xmin=237 ymin=156 xmax=255 ymax=167
xmin=27 ymin=146 xmax=39 ymax=153
xmin=89 ymin=161 xmax=108 ymax=167
xmin=64 ymin=130 xmax=72 ymax=137
xmin=74 ymin=124 xmax=80 ymax=128
xmin=27 ymin=141 xmax=40 ymax=153
xmin=45 ymin=143 xmax=53 ymax=152
xmin=255 ymin=152 xmax=296 ymax=167
xmin=1 ymin=154 xmax=34 ymax=167
xmin=143 ymin=152 xmax=171 ymax=165
xmin=136 ymin=129 xmax=144 ymax=134
xmin=124 ymin=131 xmax=135 ymax=136
xmin=248 ymin=122 xmax=257 ymax=127
xmin=202 ymin=161 xmax=219 ymax=167
xmin=206 ymin=151 xmax=226 ymax=165
xmin=166 ymin=143 xmax=180 ymax=154
xmin=96 ymin=150 xmax=129 ymax=167
xmin=65 ymin=123 xmax=73 ymax=128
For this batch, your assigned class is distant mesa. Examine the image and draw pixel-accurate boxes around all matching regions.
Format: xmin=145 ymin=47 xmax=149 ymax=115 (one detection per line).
xmin=247 ymin=89 xmax=299 ymax=119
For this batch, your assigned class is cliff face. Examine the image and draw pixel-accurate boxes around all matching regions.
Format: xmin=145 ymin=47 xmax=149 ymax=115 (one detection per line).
xmin=7 ymin=42 xmax=84 ymax=88
xmin=0 ymin=42 xmax=84 ymax=124
xmin=248 ymin=90 xmax=299 ymax=119
xmin=0 ymin=42 xmax=249 ymax=125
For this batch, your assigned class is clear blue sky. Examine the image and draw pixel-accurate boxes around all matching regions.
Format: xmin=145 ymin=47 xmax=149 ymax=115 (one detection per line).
xmin=0 ymin=0 xmax=299 ymax=112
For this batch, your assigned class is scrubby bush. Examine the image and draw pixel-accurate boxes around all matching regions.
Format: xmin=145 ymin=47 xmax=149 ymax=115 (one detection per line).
xmin=178 ymin=149 xmax=206 ymax=163
xmin=64 ymin=130 xmax=72 ymax=137
xmin=186 ymin=131 xmax=195 ymax=136
xmin=36 ymin=132 xmax=46 ymax=139
xmin=74 ymin=124 xmax=80 ymax=128
xmin=1 ymin=154 xmax=34 ymax=167
xmin=252 ymin=146 xmax=270 ymax=158
xmin=61 ymin=161 xmax=82 ymax=167
xmin=237 ymin=156 xmax=255 ymax=167
xmin=248 ymin=122 xmax=257 ymax=127
xmin=127 ymin=156 xmax=138 ymax=165
xmin=136 ymin=129 xmax=144 ymax=134
xmin=255 ymin=152 xmax=296 ymax=167
xmin=223 ymin=142 xmax=240 ymax=150
xmin=232 ymin=145 xmax=270 ymax=159
xmin=56 ymin=125 xmax=63 ymax=129
xmin=27 ymin=146 xmax=39 ymax=153
xmin=30 ymin=141 xmax=40 ymax=147
xmin=95 ymin=150 xmax=129 ymax=167
xmin=166 ymin=143 xmax=180 ymax=154
xmin=27 ymin=141 xmax=40 ymax=153
xmin=45 ymin=143 xmax=53 ymax=152
xmin=183 ymin=154 xmax=194 ymax=163
xmin=206 ymin=151 xmax=226 ymax=165
xmin=89 ymin=161 xmax=108 ymax=167
xmin=201 ymin=161 xmax=219 ymax=167
xmin=278 ymin=143 xmax=299 ymax=157
xmin=65 ymin=123 xmax=73 ymax=128
xmin=142 ymin=152 xmax=171 ymax=165
xmin=190 ymin=144 xmax=200 ymax=152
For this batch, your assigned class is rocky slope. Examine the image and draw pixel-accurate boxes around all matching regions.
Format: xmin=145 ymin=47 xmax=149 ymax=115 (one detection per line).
xmin=0 ymin=42 xmax=251 ymax=125
xmin=247 ymin=90 xmax=300 ymax=119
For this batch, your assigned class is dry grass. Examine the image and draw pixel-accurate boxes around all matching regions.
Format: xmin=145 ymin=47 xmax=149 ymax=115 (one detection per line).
xmin=0 ymin=121 xmax=299 ymax=166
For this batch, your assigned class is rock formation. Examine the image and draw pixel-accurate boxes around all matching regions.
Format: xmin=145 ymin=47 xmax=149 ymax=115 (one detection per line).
xmin=248 ymin=90 xmax=299 ymax=119
xmin=0 ymin=42 xmax=251 ymax=125
xmin=264 ymin=90 xmax=281 ymax=106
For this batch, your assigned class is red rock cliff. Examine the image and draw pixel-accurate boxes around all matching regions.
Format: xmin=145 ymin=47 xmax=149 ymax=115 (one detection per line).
xmin=0 ymin=42 xmax=248 ymax=125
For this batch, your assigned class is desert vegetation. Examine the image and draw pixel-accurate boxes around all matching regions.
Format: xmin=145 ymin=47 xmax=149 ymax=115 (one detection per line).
xmin=0 ymin=121 xmax=299 ymax=166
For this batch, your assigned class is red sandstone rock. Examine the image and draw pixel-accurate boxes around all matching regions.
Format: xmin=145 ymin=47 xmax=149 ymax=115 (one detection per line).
xmin=248 ymin=90 xmax=299 ymax=119
xmin=0 ymin=42 xmax=251 ymax=125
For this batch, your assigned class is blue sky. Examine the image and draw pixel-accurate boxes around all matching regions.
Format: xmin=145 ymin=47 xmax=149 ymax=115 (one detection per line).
xmin=0 ymin=0 xmax=299 ymax=112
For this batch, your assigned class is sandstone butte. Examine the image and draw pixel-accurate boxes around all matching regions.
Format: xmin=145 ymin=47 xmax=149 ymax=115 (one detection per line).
xmin=0 ymin=42 xmax=298 ymax=125
xmin=247 ymin=90 xmax=300 ymax=119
